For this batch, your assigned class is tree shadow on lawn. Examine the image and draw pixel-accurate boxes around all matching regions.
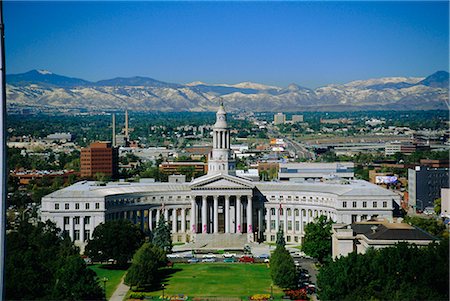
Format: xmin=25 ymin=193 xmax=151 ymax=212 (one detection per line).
xmin=133 ymin=267 xmax=182 ymax=292
xmin=98 ymin=263 xmax=131 ymax=270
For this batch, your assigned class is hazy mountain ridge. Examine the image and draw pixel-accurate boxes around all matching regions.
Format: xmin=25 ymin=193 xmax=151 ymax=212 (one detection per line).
xmin=6 ymin=70 xmax=449 ymax=112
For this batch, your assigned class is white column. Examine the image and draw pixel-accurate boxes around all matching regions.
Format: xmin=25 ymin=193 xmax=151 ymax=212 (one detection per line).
xmin=181 ymin=208 xmax=186 ymax=233
xmin=191 ymin=199 xmax=196 ymax=233
xmin=247 ymin=196 xmax=253 ymax=234
xmin=290 ymin=207 xmax=294 ymax=234
xmin=156 ymin=209 xmax=161 ymax=223
xmin=80 ymin=216 xmax=85 ymax=242
xmin=225 ymin=195 xmax=230 ymax=233
xmin=149 ymin=209 xmax=153 ymax=231
xmin=236 ymin=196 xmax=242 ymax=233
xmin=213 ymin=196 xmax=219 ymax=233
xmin=69 ymin=217 xmax=74 ymax=241
xmin=202 ymin=196 xmax=207 ymax=233
xmin=164 ymin=208 xmax=169 ymax=222
xmin=275 ymin=206 xmax=279 ymax=231
xmin=172 ymin=209 xmax=177 ymax=233
xmin=266 ymin=207 xmax=271 ymax=233
xmin=283 ymin=208 xmax=288 ymax=234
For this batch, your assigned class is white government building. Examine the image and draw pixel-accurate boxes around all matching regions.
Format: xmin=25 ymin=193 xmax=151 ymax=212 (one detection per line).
xmin=41 ymin=105 xmax=400 ymax=249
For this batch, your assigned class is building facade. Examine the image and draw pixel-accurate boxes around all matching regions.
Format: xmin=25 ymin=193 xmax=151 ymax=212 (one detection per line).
xmin=408 ymin=166 xmax=449 ymax=210
xmin=42 ymin=105 xmax=399 ymax=248
xmin=80 ymin=141 xmax=119 ymax=178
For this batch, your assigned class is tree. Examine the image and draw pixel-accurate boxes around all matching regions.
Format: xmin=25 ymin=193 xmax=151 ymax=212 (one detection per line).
xmin=270 ymin=241 xmax=296 ymax=289
xmin=85 ymin=220 xmax=144 ymax=266
xmin=302 ymin=215 xmax=333 ymax=263
xmin=52 ymin=255 xmax=104 ymax=300
xmin=434 ymin=198 xmax=442 ymax=215
xmin=5 ymin=219 xmax=104 ymax=300
xmin=125 ymin=243 xmax=167 ymax=290
xmin=317 ymin=239 xmax=449 ymax=301
xmin=152 ymin=214 xmax=173 ymax=253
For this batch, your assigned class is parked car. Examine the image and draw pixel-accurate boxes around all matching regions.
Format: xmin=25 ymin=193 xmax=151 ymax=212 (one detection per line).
xmin=187 ymin=258 xmax=199 ymax=263
xmin=223 ymin=257 xmax=236 ymax=263
xmin=238 ymin=256 xmax=255 ymax=263
xmin=258 ymin=254 xmax=270 ymax=259
xmin=167 ymin=254 xmax=180 ymax=258
xmin=202 ymin=258 xmax=216 ymax=263
xmin=223 ymin=252 xmax=236 ymax=258
xmin=182 ymin=253 xmax=194 ymax=258
xmin=264 ymin=258 xmax=270 ymax=263
xmin=202 ymin=253 xmax=217 ymax=258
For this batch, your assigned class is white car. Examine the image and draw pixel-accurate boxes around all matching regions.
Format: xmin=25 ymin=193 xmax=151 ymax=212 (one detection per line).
xmin=167 ymin=254 xmax=180 ymax=258
xmin=223 ymin=253 xmax=236 ymax=258
xmin=202 ymin=253 xmax=217 ymax=258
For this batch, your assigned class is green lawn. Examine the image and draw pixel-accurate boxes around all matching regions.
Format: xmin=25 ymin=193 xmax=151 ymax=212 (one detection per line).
xmin=138 ymin=263 xmax=283 ymax=298
xmin=89 ymin=264 xmax=128 ymax=299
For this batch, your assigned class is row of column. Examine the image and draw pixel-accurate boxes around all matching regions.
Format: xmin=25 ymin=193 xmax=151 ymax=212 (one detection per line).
xmin=65 ymin=216 xmax=93 ymax=242
xmin=266 ymin=206 xmax=335 ymax=234
xmin=214 ymin=130 xmax=230 ymax=149
xmin=191 ymin=195 xmax=252 ymax=234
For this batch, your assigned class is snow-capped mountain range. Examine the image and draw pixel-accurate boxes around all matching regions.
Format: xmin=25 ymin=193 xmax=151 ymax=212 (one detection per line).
xmin=6 ymin=70 xmax=449 ymax=112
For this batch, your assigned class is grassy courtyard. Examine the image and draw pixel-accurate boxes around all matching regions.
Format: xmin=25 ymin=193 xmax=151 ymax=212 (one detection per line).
xmin=135 ymin=263 xmax=283 ymax=298
xmin=89 ymin=264 xmax=128 ymax=299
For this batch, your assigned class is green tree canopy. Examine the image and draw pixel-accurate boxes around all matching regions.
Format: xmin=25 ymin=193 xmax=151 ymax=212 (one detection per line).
xmin=85 ymin=220 xmax=144 ymax=266
xmin=125 ymin=243 xmax=167 ymax=290
xmin=276 ymin=226 xmax=286 ymax=247
xmin=317 ymin=239 xmax=449 ymax=301
xmin=270 ymin=244 xmax=297 ymax=289
xmin=302 ymin=215 xmax=333 ymax=263
xmin=152 ymin=214 xmax=173 ymax=253
xmin=404 ymin=215 xmax=447 ymax=238
xmin=6 ymin=220 xmax=103 ymax=300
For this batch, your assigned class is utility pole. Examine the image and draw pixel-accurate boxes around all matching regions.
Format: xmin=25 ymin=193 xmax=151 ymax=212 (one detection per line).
xmin=0 ymin=1 xmax=7 ymax=299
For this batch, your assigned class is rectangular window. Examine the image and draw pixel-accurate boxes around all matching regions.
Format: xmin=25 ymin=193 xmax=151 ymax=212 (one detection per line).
xmin=288 ymin=221 xmax=292 ymax=231
xmin=270 ymin=220 xmax=276 ymax=230
xmin=373 ymin=201 xmax=378 ymax=208
xmin=64 ymin=217 xmax=70 ymax=225
xmin=383 ymin=201 xmax=387 ymax=208
xmin=74 ymin=217 xmax=80 ymax=225
xmin=295 ymin=221 xmax=300 ymax=231
xmin=65 ymin=203 xmax=69 ymax=210
xmin=84 ymin=230 xmax=90 ymax=241
xmin=55 ymin=203 xmax=59 ymax=210
xmin=352 ymin=215 xmax=357 ymax=223
xmin=84 ymin=216 xmax=90 ymax=225
xmin=363 ymin=201 xmax=367 ymax=208
xmin=270 ymin=235 xmax=275 ymax=242
xmin=294 ymin=236 xmax=299 ymax=243
xmin=74 ymin=230 xmax=80 ymax=241
xmin=95 ymin=203 xmax=100 ymax=209
xmin=286 ymin=236 xmax=291 ymax=242
xmin=85 ymin=203 xmax=90 ymax=210
xmin=75 ymin=203 xmax=79 ymax=210
xmin=279 ymin=221 xmax=284 ymax=229
xmin=352 ymin=201 xmax=357 ymax=208
xmin=343 ymin=202 xmax=347 ymax=208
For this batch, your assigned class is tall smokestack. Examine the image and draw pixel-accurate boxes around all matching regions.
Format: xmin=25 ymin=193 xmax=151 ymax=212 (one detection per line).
xmin=112 ymin=113 xmax=116 ymax=146
xmin=125 ymin=109 xmax=129 ymax=137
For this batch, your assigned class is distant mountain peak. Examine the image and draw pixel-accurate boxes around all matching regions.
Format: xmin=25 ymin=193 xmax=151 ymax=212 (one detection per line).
xmin=36 ymin=69 xmax=53 ymax=75
xmin=418 ymin=70 xmax=449 ymax=88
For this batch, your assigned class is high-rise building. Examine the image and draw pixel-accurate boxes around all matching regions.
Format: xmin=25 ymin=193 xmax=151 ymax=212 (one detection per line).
xmin=80 ymin=142 xmax=118 ymax=178
xmin=273 ymin=113 xmax=286 ymax=125
xmin=408 ymin=166 xmax=449 ymax=211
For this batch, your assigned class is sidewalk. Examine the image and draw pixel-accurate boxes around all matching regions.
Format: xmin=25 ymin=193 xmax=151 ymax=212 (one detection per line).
xmin=109 ymin=276 xmax=129 ymax=301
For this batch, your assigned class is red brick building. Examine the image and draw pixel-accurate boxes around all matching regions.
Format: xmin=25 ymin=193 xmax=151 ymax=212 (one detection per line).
xmin=80 ymin=142 xmax=118 ymax=178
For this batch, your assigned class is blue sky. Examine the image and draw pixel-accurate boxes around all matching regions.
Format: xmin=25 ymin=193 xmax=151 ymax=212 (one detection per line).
xmin=5 ymin=1 xmax=449 ymax=88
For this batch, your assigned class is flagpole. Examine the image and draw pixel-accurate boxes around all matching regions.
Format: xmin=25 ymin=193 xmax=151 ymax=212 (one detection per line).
xmin=0 ymin=0 xmax=7 ymax=299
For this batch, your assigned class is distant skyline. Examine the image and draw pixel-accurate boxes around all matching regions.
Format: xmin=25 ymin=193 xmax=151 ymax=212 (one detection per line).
xmin=5 ymin=1 xmax=449 ymax=88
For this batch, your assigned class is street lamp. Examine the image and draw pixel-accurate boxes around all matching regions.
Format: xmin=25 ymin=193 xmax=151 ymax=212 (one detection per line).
xmin=102 ymin=277 xmax=108 ymax=296
xmin=162 ymin=283 xmax=165 ymax=299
